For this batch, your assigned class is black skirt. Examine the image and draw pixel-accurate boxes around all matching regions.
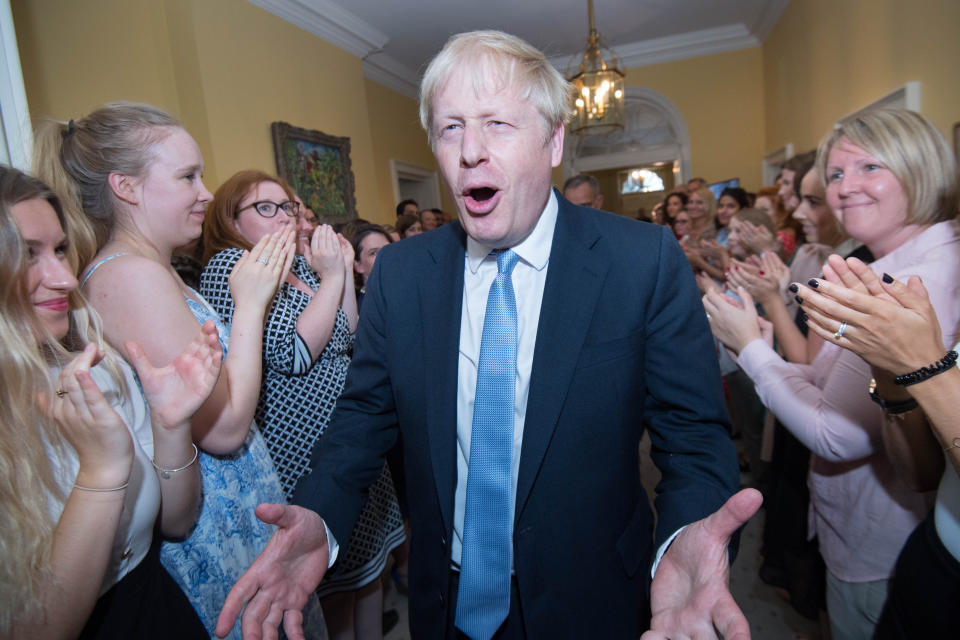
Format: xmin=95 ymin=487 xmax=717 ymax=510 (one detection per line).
xmin=79 ymin=537 xmax=207 ymax=639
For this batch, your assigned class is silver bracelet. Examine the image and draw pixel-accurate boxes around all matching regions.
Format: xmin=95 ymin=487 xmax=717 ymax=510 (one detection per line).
xmin=152 ymin=443 xmax=199 ymax=479
xmin=74 ymin=481 xmax=129 ymax=492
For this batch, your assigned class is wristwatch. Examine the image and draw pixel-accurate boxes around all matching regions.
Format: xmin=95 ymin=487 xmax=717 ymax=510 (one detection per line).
xmin=868 ymin=378 xmax=918 ymax=415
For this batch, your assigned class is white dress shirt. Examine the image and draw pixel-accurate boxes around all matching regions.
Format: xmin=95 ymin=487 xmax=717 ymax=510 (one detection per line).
xmin=451 ymin=191 xmax=558 ymax=567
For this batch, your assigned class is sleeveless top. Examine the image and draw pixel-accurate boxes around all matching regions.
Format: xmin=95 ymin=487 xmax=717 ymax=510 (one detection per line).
xmin=82 ymin=253 xmax=286 ymax=639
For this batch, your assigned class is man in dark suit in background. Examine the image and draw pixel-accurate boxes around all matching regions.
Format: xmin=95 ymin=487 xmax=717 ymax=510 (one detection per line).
xmin=218 ymin=30 xmax=760 ymax=640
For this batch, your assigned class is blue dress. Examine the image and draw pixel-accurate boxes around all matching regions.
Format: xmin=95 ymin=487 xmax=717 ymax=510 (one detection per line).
xmin=82 ymin=255 xmax=311 ymax=639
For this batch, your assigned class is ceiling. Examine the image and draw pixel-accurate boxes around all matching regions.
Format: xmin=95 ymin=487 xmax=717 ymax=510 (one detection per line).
xmin=249 ymin=0 xmax=790 ymax=98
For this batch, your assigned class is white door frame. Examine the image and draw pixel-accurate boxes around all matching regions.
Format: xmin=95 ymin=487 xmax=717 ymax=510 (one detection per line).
xmin=0 ymin=0 xmax=32 ymax=169
xmin=390 ymin=159 xmax=441 ymax=209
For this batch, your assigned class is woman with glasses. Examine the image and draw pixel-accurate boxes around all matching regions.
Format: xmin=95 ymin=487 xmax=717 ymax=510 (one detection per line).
xmin=200 ymin=170 xmax=404 ymax=640
xmin=33 ymin=102 xmax=297 ymax=639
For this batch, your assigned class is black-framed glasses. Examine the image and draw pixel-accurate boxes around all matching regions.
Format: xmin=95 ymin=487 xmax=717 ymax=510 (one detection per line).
xmin=238 ymin=200 xmax=300 ymax=218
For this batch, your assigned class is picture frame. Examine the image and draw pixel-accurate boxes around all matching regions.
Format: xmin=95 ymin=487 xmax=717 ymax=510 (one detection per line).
xmin=271 ymin=121 xmax=357 ymax=224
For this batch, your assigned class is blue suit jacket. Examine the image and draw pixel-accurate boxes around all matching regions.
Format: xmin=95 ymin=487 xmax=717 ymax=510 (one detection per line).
xmin=294 ymin=192 xmax=739 ymax=638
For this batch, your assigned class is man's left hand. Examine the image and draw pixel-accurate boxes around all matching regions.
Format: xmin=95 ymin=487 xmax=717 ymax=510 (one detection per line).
xmin=642 ymin=488 xmax=763 ymax=640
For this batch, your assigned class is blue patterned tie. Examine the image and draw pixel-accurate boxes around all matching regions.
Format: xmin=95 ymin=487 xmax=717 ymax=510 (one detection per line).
xmin=455 ymin=249 xmax=520 ymax=640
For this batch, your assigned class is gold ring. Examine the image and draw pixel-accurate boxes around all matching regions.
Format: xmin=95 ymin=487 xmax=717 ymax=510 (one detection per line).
xmin=56 ymin=389 xmax=67 ymax=398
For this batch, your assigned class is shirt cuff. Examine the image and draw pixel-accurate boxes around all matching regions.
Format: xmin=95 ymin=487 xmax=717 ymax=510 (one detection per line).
xmin=651 ymin=526 xmax=686 ymax=579
xmin=323 ymin=521 xmax=339 ymax=568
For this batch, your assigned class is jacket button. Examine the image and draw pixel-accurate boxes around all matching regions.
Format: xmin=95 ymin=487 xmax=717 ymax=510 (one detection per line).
xmin=120 ymin=548 xmax=133 ymax=561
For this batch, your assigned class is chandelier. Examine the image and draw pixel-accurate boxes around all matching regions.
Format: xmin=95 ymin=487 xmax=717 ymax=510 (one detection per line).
xmin=568 ymin=0 xmax=625 ymax=136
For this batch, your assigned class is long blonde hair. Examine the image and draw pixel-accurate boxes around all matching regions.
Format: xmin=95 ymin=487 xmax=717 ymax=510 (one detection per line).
xmin=0 ymin=166 xmax=122 ymax=632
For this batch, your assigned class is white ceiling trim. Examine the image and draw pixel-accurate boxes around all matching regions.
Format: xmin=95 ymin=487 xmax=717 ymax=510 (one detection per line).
xmin=549 ymin=23 xmax=759 ymax=73
xmin=362 ymin=54 xmax=420 ymax=99
xmin=247 ymin=0 xmax=389 ymax=59
xmin=251 ymin=0 xmax=791 ymax=97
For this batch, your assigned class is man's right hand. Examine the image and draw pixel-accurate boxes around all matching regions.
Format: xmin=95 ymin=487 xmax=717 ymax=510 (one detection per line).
xmin=216 ymin=504 xmax=330 ymax=640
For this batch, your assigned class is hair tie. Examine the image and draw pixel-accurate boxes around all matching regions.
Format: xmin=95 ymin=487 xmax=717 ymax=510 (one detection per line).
xmin=66 ymin=119 xmax=75 ymax=136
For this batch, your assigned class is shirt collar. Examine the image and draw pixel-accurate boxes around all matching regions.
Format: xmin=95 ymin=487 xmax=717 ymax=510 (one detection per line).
xmin=466 ymin=190 xmax=558 ymax=274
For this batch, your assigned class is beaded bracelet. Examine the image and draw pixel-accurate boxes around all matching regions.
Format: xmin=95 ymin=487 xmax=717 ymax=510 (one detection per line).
xmin=152 ymin=443 xmax=199 ymax=480
xmin=894 ymin=350 xmax=958 ymax=386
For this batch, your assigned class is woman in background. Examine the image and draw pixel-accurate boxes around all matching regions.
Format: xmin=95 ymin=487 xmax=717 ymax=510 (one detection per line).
xmin=706 ymin=109 xmax=958 ymax=639
xmin=200 ymin=171 xmax=403 ymax=640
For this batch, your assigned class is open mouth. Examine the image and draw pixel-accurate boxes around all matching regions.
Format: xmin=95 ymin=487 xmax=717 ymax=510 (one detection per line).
xmin=462 ymin=186 xmax=501 ymax=214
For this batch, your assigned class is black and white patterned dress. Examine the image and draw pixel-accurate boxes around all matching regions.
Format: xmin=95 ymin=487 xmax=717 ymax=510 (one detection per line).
xmin=200 ymin=249 xmax=405 ymax=596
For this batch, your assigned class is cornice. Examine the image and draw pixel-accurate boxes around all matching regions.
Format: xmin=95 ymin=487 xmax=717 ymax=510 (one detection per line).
xmin=251 ymin=0 xmax=791 ymax=95
xmin=247 ymin=0 xmax=388 ymax=58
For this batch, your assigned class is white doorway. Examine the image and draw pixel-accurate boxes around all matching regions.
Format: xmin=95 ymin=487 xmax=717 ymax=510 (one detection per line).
xmin=390 ymin=159 xmax=441 ymax=211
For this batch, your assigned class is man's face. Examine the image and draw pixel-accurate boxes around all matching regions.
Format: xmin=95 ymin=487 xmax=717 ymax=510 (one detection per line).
xmin=431 ymin=67 xmax=563 ymax=248
xmin=563 ymin=183 xmax=603 ymax=209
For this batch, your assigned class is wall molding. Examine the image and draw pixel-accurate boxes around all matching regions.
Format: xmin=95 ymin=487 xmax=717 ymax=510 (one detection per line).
xmin=247 ymin=0 xmax=388 ymax=59
xmin=251 ymin=0 xmax=791 ymax=96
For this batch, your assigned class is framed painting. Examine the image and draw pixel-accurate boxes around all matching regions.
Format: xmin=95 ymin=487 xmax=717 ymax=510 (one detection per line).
xmin=271 ymin=121 xmax=357 ymax=223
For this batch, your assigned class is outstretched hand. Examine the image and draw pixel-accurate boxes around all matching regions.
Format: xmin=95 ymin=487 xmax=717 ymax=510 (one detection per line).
xmin=126 ymin=319 xmax=223 ymax=430
xmin=216 ymin=504 xmax=330 ymax=640
xmin=642 ymin=488 xmax=763 ymax=640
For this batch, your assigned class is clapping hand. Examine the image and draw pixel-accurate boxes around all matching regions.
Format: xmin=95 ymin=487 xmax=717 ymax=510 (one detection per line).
xmin=703 ymin=286 xmax=764 ymax=354
xmin=304 ymin=224 xmax=345 ymax=280
xmin=230 ymin=229 xmax=296 ymax=311
xmin=792 ymin=255 xmax=945 ymax=374
xmin=125 ymin=320 xmax=223 ymax=431
xmin=737 ymin=222 xmax=779 ymax=256
xmin=44 ymin=343 xmax=134 ymax=489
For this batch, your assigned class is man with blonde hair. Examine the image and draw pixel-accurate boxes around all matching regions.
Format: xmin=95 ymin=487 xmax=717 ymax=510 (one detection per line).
xmin=219 ymin=30 xmax=759 ymax=640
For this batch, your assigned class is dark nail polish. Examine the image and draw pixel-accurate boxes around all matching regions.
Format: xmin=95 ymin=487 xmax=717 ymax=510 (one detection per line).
xmin=795 ymin=295 xmax=803 ymax=304
xmin=808 ymin=279 xmax=820 ymax=288
xmin=759 ymin=270 xmax=765 ymax=275
xmin=801 ymin=312 xmax=809 ymax=322
xmin=788 ymin=283 xmax=799 ymax=293
xmin=882 ymin=273 xmax=894 ymax=284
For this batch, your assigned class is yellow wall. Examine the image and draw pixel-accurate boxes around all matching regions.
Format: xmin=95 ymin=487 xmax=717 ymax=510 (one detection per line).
xmin=763 ymin=0 xmax=960 ymax=154
xmin=624 ymin=47 xmax=766 ymax=191
xmin=363 ymin=79 xmax=455 ymax=222
xmin=13 ymin=0 xmax=384 ymax=219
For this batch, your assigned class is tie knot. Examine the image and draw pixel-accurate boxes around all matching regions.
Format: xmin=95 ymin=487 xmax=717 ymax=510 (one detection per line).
xmin=494 ymin=249 xmax=520 ymax=276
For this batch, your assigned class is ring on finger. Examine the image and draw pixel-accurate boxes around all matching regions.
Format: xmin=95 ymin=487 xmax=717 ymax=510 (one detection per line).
xmin=834 ymin=321 xmax=848 ymax=339
xmin=257 ymin=257 xmax=270 ymax=265
xmin=56 ymin=388 xmax=67 ymax=398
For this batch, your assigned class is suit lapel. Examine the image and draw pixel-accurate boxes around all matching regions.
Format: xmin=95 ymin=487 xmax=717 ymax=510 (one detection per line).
xmin=515 ymin=197 xmax=609 ymax=522
xmin=420 ymin=224 xmax=467 ymax=535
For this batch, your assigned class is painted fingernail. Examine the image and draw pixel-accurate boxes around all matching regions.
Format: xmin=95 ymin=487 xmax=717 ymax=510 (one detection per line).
xmin=808 ymin=279 xmax=820 ymax=288
xmin=788 ymin=283 xmax=799 ymax=293
xmin=882 ymin=273 xmax=894 ymax=284
xmin=794 ymin=295 xmax=803 ymax=304
xmin=801 ymin=312 xmax=809 ymax=321
xmin=759 ymin=270 xmax=765 ymax=275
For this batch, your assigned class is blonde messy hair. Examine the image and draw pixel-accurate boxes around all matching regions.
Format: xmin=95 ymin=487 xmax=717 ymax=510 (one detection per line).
xmin=0 ymin=166 xmax=123 ymax=632
xmin=419 ymin=30 xmax=573 ymax=147
xmin=32 ymin=101 xmax=181 ymax=267
xmin=816 ymin=109 xmax=959 ymax=226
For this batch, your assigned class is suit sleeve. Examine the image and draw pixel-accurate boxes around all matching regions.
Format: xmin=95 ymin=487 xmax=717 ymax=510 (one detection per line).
xmin=641 ymin=228 xmax=740 ymax=549
xmin=291 ymin=251 xmax=399 ymax=544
